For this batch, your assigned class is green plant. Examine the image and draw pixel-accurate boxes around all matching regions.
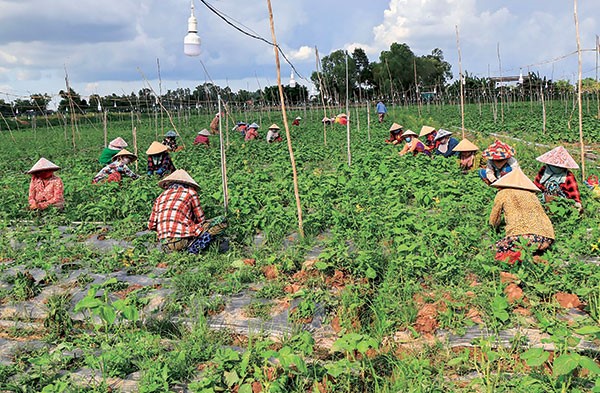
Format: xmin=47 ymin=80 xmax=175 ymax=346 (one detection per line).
xmin=44 ymin=293 xmax=74 ymax=339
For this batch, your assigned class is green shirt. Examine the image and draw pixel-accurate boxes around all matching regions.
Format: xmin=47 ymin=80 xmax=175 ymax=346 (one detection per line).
xmin=99 ymin=147 xmax=119 ymax=165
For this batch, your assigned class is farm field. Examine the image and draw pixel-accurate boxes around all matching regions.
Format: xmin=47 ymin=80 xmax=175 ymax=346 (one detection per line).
xmin=0 ymin=101 xmax=599 ymax=392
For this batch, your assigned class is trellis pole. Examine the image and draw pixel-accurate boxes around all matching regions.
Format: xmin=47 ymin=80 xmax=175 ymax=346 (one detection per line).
xmin=315 ymin=47 xmax=328 ymax=145
xmin=217 ymin=95 xmax=229 ymax=211
xmin=574 ymin=0 xmax=586 ymax=180
xmin=345 ymin=51 xmax=351 ymax=167
xmin=266 ymin=0 xmax=304 ymax=238
xmin=455 ymin=25 xmax=466 ymax=139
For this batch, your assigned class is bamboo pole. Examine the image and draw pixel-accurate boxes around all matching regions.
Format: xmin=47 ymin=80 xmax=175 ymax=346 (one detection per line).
xmin=266 ymin=0 xmax=304 ymax=238
xmin=315 ymin=47 xmax=328 ymax=145
xmin=574 ymin=0 xmax=586 ymax=180
xmin=366 ymin=101 xmax=371 ymax=141
xmin=103 ymin=111 xmax=108 ymax=147
xmin=413 ymin=58 xmax=422 ymax=117
xmin=64 ymin=67 xmax=77 ymax=151
xmin=132 ymin=126 xmax=139 ymax=172
xmin=456 ymin=25 xmax=466 ymax=139
xmin=497 ymin=43 xmax=504 ymax=123
xmin=217 ymin=95 xmax=229 ymax=212
xmin=345 ymin=51 xmax=351 ymax=167
xmin=0 ymin=112 xmax=17 ymax=143
xmin=540 ymin=84 xmax=547 ymax=135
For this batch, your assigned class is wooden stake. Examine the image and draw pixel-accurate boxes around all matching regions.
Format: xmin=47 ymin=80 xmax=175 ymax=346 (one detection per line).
xmin=574 ymin=0 xmax=586 ymax=180
xmin=346 ymin=51 xmax=351 ymax=167
xmin=103 ymin=111 xmax=108 ymax=147
xmin=64 ymin=66 xmax=77 ymax=151
xmin=366 ymin=101 xmax=371 ymax=142
xmin=456 ymin=25 xmax=466 ymax=139
xmin=132 ymin=126 xmax=139 ymax=172
xmin=266 ymin=0 xmax=304 ymax=238
xmin=217 ymin=95 xmax=229 ymax=212
xmin=315 ymin=47 xmax=328 ymax=145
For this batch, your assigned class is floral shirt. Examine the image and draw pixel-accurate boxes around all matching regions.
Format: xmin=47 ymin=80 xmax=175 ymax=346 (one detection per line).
xmin=93 ymin=162 xmax=139 ymax=183
xmin=29 ymin=175 xmax=64 ymax=210
xmin=161 ymin=137 xmax=178 ymax=151
xmin=147 ymin=153 xmax=176 ymax=176
xmin=148 ymin=184 xmax=206 ymax=239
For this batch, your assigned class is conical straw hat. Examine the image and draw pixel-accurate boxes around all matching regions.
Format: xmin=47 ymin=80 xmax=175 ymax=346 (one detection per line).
xmin=109 ymin=137 xmax=128 ymax=149
xmin=248 ymin=123 xmax=259 ymax=129
xmin=536 ymin=146 xmax=579 ymax=169
xmin=112 ymin=149 xmax=137 ymax=162
xmin=158 ymin=169 xmax=200 ymax=190
xmin=453 ymin=138 xmax=479 ymax=152
xmin=146 ymin=141 xmax=169 ymax=155
xmin=198 ymin=129 xmax=211 ymax=136
xmin=482 ymin=140 xmax=515 ymax=160
xmin=434 ymin=129 xmax=452 ymax=141
xmin=401 ymin=130 xmax=417 ymax=138
xmin=268 ymin=123 xmax=280 ymax=130
xmin=389 ymin=123 xmax=403 ymax=132
xmin=164 ymin=130 xmax=177 ymax=137
xmin=27 ymin=157 xmax=60 ymax=174
xmin=491 ymin=168 xmax=540 ymax=192
xmin=419 ymin=125 xmax=436 ymax=137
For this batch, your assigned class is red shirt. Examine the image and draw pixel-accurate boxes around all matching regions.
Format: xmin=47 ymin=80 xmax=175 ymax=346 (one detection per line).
xmin=193 ymin=135 xmax=210 ymax=146
xmin=534 ymin=166 xmax=581 ymax=204
xmin=29 ymin=175 xmax=64 ymax=210
xmin=148 ymin=185 xmax=205 ymax=239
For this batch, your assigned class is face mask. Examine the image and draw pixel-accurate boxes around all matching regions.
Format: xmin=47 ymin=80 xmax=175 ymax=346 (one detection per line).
xmin=404 ymin=137 xmax=412 ymax=143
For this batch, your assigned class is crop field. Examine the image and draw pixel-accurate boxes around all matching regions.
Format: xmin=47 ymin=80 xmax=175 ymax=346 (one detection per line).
xmin=0 ymin=101 xmax=599 ymax=392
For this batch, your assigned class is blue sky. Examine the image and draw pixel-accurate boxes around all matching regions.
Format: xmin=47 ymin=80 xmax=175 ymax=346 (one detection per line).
xmin=0 ymin=0 xmax=598 ymax=107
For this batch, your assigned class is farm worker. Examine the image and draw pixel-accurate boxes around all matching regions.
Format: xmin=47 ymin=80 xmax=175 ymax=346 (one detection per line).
xmin=419 ymin=126 xmax=437 ymax=152
xmin=399 ymin=130 xmax=430 ymax=157
xmin=322 ymin=117 xmax=333 ymax=126
xmin=533 ymin=146 xmax=582 ymax=211
xmin=453 ymin=138 xmax=480 ymax=172
xmin=162 ymin=130 xmax=183 ymax=152
xmin=193 ymin=129 xmax=211 ymax=147
xmin=92 ymin=149 xmax=140 ymax=184
xmin=489 ymin=168 xmax=554 ymax=262
xmin=27 ymin=157 xmax=64 ymax=211
xmin=433 ymin=129 xmax=459 ymax=158
xmin=479 ymin=140 xmax=519 ymax=185
xmin=376 ymin=101 xmax=387 ymax=123
xmin=292 ymin=116 xmax=301 ymax=126
xmin=148 ymin=169 xmax=228 ymax=253
xmin=245 ymin=123 xmax=259 ymax=141
xmin=386 ymin=123 xmax=404 ymax=145
xmin=99 ymin=137 xmax=128 ymax=165
xmin=335 ymin=113 xmax=348 ymax=126
xmin=210 ymin=113 xmax=221 ymax=134
xmin=146 ymin=141 xmax=176 ymax=177
xmin=234 ymin=121 xmax=247 ymax=136
xmin=266 ymin=124 xmax=282 ymax=143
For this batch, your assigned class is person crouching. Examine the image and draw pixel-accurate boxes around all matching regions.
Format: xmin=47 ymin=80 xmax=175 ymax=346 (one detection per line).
xmin=92 ymin=149 xmax=140 ymax=184
xmin=146 ymin=142 xmax=176 ymax=178
xmin=27 ymin=158 xmax=64 ymax=211
xmin=148 ymin=170 xmax=227 ymax=254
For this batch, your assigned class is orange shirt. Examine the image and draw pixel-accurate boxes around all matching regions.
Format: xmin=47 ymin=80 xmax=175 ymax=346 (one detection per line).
xmin=29 ymin=175 xmax=64 ymax=210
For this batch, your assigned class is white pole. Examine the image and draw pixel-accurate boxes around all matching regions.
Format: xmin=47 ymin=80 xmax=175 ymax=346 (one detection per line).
xmin=346 ymin=51 xmax=351 ymax=167
xmin=217 ymin=94 xmax=229 ymax=211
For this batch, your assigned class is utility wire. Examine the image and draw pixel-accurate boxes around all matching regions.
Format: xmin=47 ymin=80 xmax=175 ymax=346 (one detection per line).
xmin=198 ymin=0 xmax=309 ymax=83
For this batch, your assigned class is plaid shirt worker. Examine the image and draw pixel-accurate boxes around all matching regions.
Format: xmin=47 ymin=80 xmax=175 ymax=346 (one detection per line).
xmin=534 ymin=165 xmax=581 ymax=204
xmin=148 ymin=185 xmax=206 ymax=240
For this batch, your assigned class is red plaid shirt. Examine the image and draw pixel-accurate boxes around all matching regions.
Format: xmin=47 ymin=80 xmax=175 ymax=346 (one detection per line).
xmin=148 ymin=185 xmax=205 ymax=239
xmin=534 ymin=166 xmax=581 ymax=204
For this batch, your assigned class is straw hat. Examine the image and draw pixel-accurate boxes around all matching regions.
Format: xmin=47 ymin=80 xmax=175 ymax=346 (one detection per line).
xmin=482 ymin=140 xmax=515 ymax=160
xmin=164 ymin=130 xmax=177 ymax=138
xmin=295 ymin=116 xmax=302 ymax=120
xmin=27 ymin=157 xmax=60 ymax=174
xmin=401 ymin=130 xmax=418 ymax=138
xmin=146 ymin=141 xmax=169 ymax=155
xmin=322 ymin=117 xmax=331 ymax=122
xmin=434 ymin=129 xmax=452 ymax=142
xmin=419 ymin=125 xmax=436 ymax=137
xmin=389 ymin=123 xmax=403 ymax=132
xmin=337 ymin=113 xmax=348 ymax=118
xmin=158 ymin=169 xmax=200 ymax=190
xmin=453 ymin=138 xmax=479 ymax=152
xmin=236 ymin=121 xmax=246 ymax=126
xmin=536 ymin=146 xmax=579 ymax=169
xmin=108 ymin=137 xmax=128 ymax=149
xmin=268 ymin=123 xmax=280 ymax=130
xmin=198 ymin=129 xmax=211 ymax=136
xmin=248 ymin=123 xmax=259 ymax=129
xmin=112 ymin=149 xmax=137 ymax=162
xmin=491 ymin=168 xmax=540 ymax=192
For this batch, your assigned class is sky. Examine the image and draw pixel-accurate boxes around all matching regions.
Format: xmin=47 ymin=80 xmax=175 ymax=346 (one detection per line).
xmin=0 ymin=0 xmax=599 ymax=108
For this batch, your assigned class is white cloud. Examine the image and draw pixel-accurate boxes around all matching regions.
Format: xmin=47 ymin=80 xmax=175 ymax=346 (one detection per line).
xmin=289 ymin=46 xmax=313 ymax=61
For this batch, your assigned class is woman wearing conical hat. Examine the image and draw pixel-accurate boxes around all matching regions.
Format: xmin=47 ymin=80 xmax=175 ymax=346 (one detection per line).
xmin=453 ymin=138 xmax=480 ymax=172
xmin=489 ymin=168 xmax=555 ymax=261
xmin=27 ymin=158 xmax=64 ymax=210
xmin=433 ymin=129 xmax=459 ymax=158
xmin=386 ymin=123 xmax=404 ymax=145
xmin=92 ymin=149 xmax=140 ymax=184
xmin=419 ymin=125 xmax=437 ymax=151
xmin=148 ymin=169 xmax=228 ymax=254
xmin=193 ymin=129 xmax=211 ymax=147
xmin=533 ymin=146 xmax=582 ymax=212
xmin=399 ymin=130 xmax=430 ymax=157
xmin=99 ymin=137 xmax=128 ymax=165
xmin=335 ymin=113 xmax=348 ymax=126
xmin=245 ymin=123 xmax=260 ymax=141
xmin=146 ymin=141 xmax=176 ymax=177
xmin=161 ymin=130 xmax=183 ymax=152
xmin=479 ymin=140 xmax=519 ymax=185
xmin=266 ymin=124 xmax=282 ymax=143
xmin=292 ymin=116 xmax=301 ymax=126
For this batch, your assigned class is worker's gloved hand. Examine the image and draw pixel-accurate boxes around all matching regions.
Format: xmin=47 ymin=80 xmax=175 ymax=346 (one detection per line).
xmin=147 ymin=171 xmax=153 ymax=176
xmin=156 ymin=168 xmax=165 ymax=176
xmin=575 ymin=202 xmax=583 ymax=215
